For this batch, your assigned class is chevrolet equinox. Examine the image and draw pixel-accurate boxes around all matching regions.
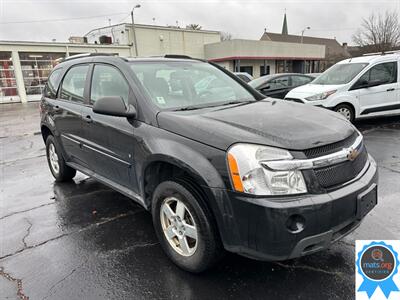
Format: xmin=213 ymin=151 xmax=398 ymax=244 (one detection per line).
xmin=40 ymin=54 xmax=378 ymax=272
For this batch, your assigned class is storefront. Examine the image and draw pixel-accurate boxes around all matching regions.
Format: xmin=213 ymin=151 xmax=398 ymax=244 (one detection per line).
xmin=0 ymin=51 xmax=19 ymax=103
xmin=204 ymin=39 xmax=326 ymax=78
xmin=0 ymin=41 xmax=131 ymax=103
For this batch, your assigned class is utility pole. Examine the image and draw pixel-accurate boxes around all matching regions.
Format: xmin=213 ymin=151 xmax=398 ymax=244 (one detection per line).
xmin=131 ymin=4 xmax=141 ymax=57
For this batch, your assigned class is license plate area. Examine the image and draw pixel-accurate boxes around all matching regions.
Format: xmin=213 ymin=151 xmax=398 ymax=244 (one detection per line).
xmin=357 ymin=184 xmax=377 ymax=220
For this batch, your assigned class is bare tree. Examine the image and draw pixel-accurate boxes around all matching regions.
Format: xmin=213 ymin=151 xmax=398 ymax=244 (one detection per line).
xmin=352 ymin=11 xmax=400 ymax=53
xmin=221 ymin=32 xmax=232 ymax=41
xmin=186 ymin=24 xmax=202 ymax=30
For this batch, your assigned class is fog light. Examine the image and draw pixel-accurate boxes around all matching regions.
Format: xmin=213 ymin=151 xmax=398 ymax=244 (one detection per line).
xmin=286 ymin=214 xmax=305 ymax=233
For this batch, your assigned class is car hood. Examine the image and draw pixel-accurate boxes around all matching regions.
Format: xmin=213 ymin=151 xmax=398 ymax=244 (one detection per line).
xmin=157 ymin=99 xmax=355 ymax=151
xmin=286 ymin=83 xmax=344 ymax=98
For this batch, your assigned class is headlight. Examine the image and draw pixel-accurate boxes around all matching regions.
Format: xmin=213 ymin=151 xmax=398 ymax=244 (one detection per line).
xmin=227 ymin=144 xmax=307 ymax=196
xmin=305 ymin=90 xmax=336 ymax=101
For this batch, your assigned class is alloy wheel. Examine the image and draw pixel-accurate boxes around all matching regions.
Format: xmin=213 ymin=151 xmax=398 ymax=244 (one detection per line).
xmin=160 ymin=197 xmax=198 ymax=256
xmin=336 ymin=107 xmax=351 ymax=121
xmin=48 ymin=143 xmax=60 ymax=174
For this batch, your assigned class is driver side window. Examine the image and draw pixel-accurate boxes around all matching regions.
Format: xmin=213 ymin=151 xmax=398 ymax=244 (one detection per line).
xmin=357 ymin=62 xmax=397 ymax=87
xmin=90 ymin=64 xmax=129 ymax=104
xmin=267 ymin=76 xmax=289 ymax=90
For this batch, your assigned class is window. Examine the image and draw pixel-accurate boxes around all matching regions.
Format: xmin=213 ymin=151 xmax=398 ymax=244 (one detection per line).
xmin=90 ymin=65 xmax=129 ymax=104
xmin=60 ymin=65 xmax=89 ymax=102
xmin=44 ymin=69 xmax=63 ymax=99
xmin=260 ymin=66 xmax=270 ymax=76
xmin=313 ymin=63 xmax=368 ymax=85
xmin=358 ymin=62 xmax=397 ymax=85
xmin=291 ymin=75 xmax=313 ymax=87
xmin=268 ymin=76 xmax=289 ymax=90
xmin=130 ymin=61 xmax=255 ymax=110
xmin=239 ymin=66 xmax=253 ymax=76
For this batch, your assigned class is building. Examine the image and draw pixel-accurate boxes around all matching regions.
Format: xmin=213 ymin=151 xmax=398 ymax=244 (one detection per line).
xmin=0 ymin=24 xmax=221 ymax=104
xmin=1 ymin=17 xmax=341 ymax=104
xmin=205 ymin=39 xmax=325 ymax=77
xmin=0 ymin=41 xmax=131 ymax=103
xmin=260 ymin=13 xmax=350 ymax=70
xmin=84 ymin=23 xmax=222 ymax=59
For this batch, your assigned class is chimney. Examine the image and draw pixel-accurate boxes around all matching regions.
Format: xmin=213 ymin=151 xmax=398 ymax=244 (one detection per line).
xmin=342 ymin=42 xmax=348 ymax=51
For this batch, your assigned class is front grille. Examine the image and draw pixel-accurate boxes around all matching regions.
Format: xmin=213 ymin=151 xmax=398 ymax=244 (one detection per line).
xmin=285 ymin=97 xmax=304 ymax=103
xmin=304 ymin=132 xmax=358 ymax=159
xmin=314 ymin=145 xmax=368 ymax=189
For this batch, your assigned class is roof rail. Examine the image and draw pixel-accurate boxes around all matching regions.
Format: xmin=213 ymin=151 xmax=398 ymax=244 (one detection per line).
xmin=362 ymin=50 xmax=400 ymax=56
xmin=62 ymin=52 xmax=117 ymax=62
xmin=164 ymin=54 xmax=193 ymax=59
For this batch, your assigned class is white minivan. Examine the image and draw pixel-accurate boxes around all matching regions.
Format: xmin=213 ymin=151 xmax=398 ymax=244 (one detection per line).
xmin=285 ymin=52 xmax=400 ymax=122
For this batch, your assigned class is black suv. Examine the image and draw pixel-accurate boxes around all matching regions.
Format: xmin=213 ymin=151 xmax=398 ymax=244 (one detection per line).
xmin=40 ymin=54 xmax=378 ymax=272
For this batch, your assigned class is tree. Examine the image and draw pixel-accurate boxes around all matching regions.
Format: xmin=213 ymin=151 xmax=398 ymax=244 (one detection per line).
xmin=352 ymin=11 xmax=400 ymax=53
xmin=186 ymin=24 xmax=202 ymax=30
xmin=221 ymin=32 xmax=232 ymax=41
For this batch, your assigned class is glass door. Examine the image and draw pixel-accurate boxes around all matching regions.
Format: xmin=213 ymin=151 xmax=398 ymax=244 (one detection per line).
xmin=0 ymin=52 xmax=19 ymax=103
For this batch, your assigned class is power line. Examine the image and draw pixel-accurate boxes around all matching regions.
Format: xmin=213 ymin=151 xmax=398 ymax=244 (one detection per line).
xmin=0 ymin=12 xmax=127 ymax=25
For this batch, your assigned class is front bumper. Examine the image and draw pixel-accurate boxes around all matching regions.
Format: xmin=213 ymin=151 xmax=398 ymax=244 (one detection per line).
xmin=209 ymin=155 xmax=378 ymax=261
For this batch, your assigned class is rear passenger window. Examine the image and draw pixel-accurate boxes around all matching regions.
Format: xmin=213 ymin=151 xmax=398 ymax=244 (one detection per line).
xmin=60 ymin=65 xmax=89 ymax=103
xmin=44 ymin=69 xmax=63 ymax=99
xmin=90 ymin=65 xmax=129 ymax=104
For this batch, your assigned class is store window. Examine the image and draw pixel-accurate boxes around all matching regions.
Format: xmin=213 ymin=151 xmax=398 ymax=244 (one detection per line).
xmin=0 ymin=52 xmax=19 ymax=103
xmin=19 ymin=52 xmax=65 ymax=101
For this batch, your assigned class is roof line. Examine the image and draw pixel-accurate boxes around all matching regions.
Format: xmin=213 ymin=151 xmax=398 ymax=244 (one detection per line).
xmin=208 ymin=56 xmax=323 ymax=62
xmin=85 ymin=23 xmax=221 ymax=37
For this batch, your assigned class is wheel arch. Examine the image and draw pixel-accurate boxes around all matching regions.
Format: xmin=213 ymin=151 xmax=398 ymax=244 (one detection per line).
xmin=41 ymin=124 xmax=53 ymax=142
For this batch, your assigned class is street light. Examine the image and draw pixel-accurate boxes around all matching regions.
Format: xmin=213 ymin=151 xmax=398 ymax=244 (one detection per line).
xmin=300 ymin=26 xmax=311 ymax=44
xmin=300 ymin=26 xmax=311 ymax=73
xmin=131 ymin=4 xmax=141 ymax=57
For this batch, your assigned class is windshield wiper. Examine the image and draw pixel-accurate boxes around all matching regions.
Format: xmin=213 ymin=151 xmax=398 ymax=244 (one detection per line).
xmin=174 ymin=99 xmax=254 ymax=111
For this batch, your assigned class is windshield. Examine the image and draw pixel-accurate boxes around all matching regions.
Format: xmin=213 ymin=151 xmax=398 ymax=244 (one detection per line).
xmin=313 ymin=63 xmax=369 ymax=85
xmin=248 ymin=75 xmax=274 ymax=88
xmin=130 ymin=61 xmax=256 ymax=110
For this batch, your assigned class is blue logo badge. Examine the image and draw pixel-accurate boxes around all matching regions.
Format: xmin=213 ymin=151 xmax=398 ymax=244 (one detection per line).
xmin=357 ymin=241 xmax=400 ymax=298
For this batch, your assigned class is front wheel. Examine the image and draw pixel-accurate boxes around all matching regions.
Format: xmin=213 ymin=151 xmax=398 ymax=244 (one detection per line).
xmin=334 ymin=104 xmax=355 ymax=123
xmin=46 ymin=135 xmax=76 ymax=182
xmin=152 ymin=181 xmax=223 ymax=273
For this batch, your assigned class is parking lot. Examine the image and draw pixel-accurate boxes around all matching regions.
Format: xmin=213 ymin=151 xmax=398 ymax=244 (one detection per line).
xmin=1 ymin=102 xmax=399 ymax=300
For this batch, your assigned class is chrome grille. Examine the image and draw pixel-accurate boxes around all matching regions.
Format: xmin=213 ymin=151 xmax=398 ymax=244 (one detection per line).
xmin=313 ymin=144 xmax=368 ymax=189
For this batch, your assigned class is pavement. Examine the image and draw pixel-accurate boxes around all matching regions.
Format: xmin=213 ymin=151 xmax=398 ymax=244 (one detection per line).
xmin=0 ymin=102 xmax=399 ymax=300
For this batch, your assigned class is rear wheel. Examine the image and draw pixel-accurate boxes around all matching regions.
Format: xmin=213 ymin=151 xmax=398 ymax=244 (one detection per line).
xmin=152 ymin=180 xmax=223 ymax=273
xmin=46 ymin=135 xmax=76 ymax=182
xmin=334 ymin=104 xmax=355 ymax=123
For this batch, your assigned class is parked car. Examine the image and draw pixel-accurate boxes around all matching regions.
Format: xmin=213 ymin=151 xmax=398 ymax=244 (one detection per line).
xmin=233 ymin=72 xmax=254 ymax=83
xmin=285 ymin=52 xmax=400 ymax=122
xmin=248 ymin=73 xmax=314 ymax=99
xmin=40 ymin=54 xmax=378 ymax=273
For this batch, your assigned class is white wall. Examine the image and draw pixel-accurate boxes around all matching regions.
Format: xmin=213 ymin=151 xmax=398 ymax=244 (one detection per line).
xmin=205 ymin=39 xmax=325 ymax=61
xmin=85 ymin=24 xmax=221 ymax=59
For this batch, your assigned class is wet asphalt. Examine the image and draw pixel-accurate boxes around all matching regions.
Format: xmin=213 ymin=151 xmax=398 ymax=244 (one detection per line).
xmin=0 ymin=103 xmax=399 ymax=300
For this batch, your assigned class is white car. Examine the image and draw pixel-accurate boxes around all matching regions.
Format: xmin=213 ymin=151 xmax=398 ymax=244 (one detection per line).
xmin=285 ymin=52 xmax=400 ymax=122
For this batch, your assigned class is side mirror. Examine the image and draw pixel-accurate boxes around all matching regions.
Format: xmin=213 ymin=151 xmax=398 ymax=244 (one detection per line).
xmin=93 ymin=96 xmax=136 ymax=118
xmin=262 ymin=84 xmax=271 ymax=90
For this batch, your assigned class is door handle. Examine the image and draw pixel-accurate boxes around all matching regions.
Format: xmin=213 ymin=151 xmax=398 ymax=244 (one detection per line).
xmin=83 ymin=115 xmax=93 ymax=123
xmin=387 ymin=88 xmax=395 ymax=92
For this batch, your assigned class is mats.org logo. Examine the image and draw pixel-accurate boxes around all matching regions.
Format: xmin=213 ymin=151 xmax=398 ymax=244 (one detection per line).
xmin=356 ymin=240 xmax=400 ymax=300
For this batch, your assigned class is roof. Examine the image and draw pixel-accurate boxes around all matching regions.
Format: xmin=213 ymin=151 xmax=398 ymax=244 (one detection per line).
xmin=260 ymin=32 xmax=349 ymax=57
xmin=85 ymin=23 xmax=221 ymax=37
xmin=338 ymin=52 xmax=400 ymax=64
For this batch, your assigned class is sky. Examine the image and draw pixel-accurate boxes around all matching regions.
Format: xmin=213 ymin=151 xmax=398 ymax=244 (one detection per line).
xmin=0 ymin=0 xmax=399 ymax=45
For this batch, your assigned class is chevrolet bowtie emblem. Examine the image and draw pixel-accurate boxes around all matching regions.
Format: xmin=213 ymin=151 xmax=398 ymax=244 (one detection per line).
xmin=347 ymin=148 xmax=359 ymax=161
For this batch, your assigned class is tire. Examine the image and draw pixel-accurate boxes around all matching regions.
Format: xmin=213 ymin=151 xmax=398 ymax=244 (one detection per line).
xmin=45 ymin=135 xmax=76 ymax=182
xmin=334 ymin=104 xmax=355 ymax=123
xmin=152 ymin=180 xmax=223 ymax=273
